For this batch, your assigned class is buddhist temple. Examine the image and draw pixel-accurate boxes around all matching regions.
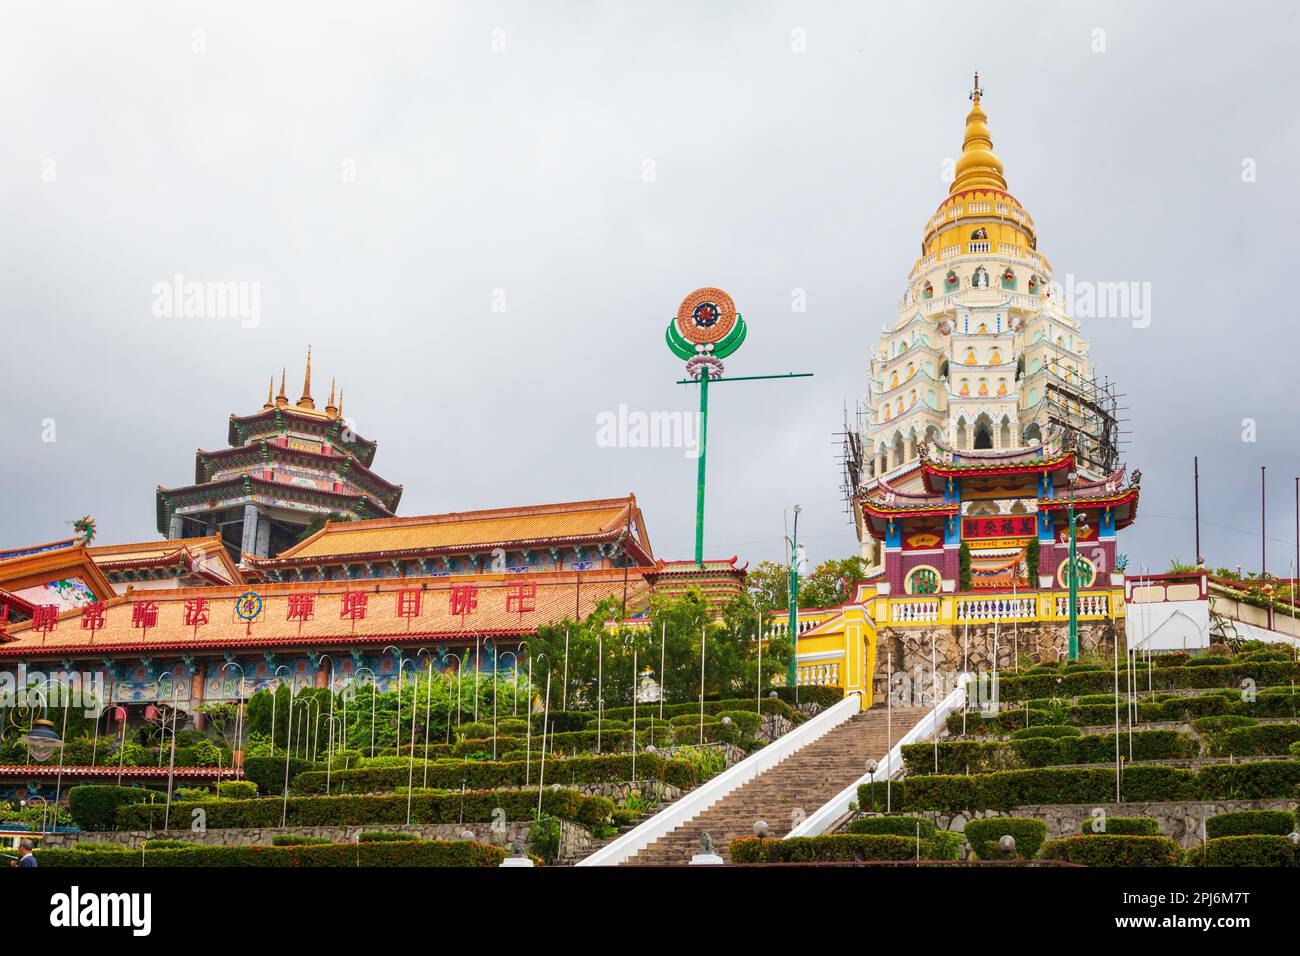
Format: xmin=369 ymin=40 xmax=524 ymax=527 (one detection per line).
xmin=847 ymin=74 xmax=1140 ymax=596
xmin=780 ymin=78 xmax=1141 ymax=706
xmin=156 ymin=351 xmax=403 ymax=562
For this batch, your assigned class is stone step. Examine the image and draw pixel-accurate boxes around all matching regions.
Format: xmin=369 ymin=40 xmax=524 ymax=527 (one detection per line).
xmin=623 ymin=706 xmax=928 ymax=865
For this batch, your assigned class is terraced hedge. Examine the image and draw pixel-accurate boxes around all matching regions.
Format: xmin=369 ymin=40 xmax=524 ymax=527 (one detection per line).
xmin=36 ymin=840 xmax=506 ymax=867
xmin=292 ymin=753 xmax=699 ymax=795
xmin=1185 ymin=835 xmax=1300 ymax=867
xmin=993 ymin=661 xmax=1300 ymax=701
xmin=1204 ymin=723 xmax=1300 ymax=757
xmin=1204 ymin=810 xmax=1297 ymax=839
xmin=903 ymin=731 xmax=1199 ymax=776
xmin=860 ymin=761 xmax=1300 ymax=812
xmin=948 ymin=686 xmax=1300 ymax=737
xmin=730 ymin=833 xmax=962 ymax=863
xmin=115 ymin=788 xmax=613 ymax=830
xmin=1040 ymin=835 xmax=1183 ymax=867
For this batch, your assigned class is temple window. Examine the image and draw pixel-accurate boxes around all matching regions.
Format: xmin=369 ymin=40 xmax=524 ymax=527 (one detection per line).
xmin=923 ymin=281 xmax=933 ymax=300
xmin=973 ymin=415 xmax=993 ymax=449
xmin=906 ymin=565 xmax=941 ymax=595
xmin=1001 ymin=268 xmax=1017 ymax=290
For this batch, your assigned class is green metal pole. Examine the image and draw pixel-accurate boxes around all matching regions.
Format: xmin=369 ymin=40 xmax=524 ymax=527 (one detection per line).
xmin=787 ymin=510 xmax=800 ymax=687
xmin=694 ymin=367 xmax=710 ymax=566
xmin=1068 ymin=487 xmax=1079 ymax=660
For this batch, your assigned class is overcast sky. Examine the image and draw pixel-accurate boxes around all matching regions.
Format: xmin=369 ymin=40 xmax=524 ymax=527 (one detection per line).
xmin=2 ymin=1 xmax=1298 ymax=576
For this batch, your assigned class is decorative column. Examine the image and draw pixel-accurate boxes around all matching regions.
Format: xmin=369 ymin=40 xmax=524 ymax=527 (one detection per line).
xmin=240 ymin=503 xmax=259 ymax=557
xmin=255 ymin=515 xmax=271 ymax=558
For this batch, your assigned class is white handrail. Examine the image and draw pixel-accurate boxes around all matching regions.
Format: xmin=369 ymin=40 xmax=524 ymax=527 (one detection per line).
xmin=785 ymin=675 xmax=971 ymax=838
xmin=576 ymin=693 xmax=862 ymax=866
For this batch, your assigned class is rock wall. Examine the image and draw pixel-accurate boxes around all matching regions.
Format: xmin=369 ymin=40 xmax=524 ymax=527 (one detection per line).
xmin=872 ymin=620 xmax=1122 ymax=702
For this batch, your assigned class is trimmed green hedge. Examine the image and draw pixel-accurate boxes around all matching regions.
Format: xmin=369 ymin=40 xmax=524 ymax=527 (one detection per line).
xmin=116 ymin=788 xmax=613 ymax=830
xmin=67 ymin=786 xmax=151 ymax=831
xmin=848 ymin=815 xmax=937 ymax=838
xmin=963 ymin=817 xmax=1046 ymax=860
xmin=729 ymin=833 xmax=958 ymax=863
xmin=293 ymin=753 xmax=699 ymax=795
xmin=243 ymin=756 xmax=318 ymax=796
xmin=905 ymin=731 xmax=1198 ymax=775
xmin=995 ymin=661 xmax=1300 ymax=701
xmin=860 ymin=761 xmax=1300 ymax=813
xmin=1204 ymin=810 xmax=1297 ymax=839
xmin=1079 ymin=816 xmax=1160 ymax=836
xmin=217 ymin=780 xmax=258 ymax=800
xmin=1192 ymin=715 xmax=1259 ymax=734
xmin=1186 ymin=835 xmax=1300 ymax=867
xmin=1204 ymin=723 xmax=1300 ymax=757
xmin=1010 ymin=725 xmax=1081 ymax=740
xmin=36 ymin=840 xmax=506 ymax=867
xmin=1040 ymin=835 xmax=1183 ymax=866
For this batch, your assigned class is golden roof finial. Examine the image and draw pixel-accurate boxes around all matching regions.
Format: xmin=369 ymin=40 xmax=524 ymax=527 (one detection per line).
xmin=338 ymin=386 xmax=344 ymax=419
xmin=276 ymin=367 xmax=289 ymax=407
xmin=263 ymin=375 xmax=274 ymax=409
xmin=297 ymin=345 xmax=316 ymax=410
xmin=950 ymin=70 xmax=1006 ymax=195
xmin=325 ymin=377 xmax=338 ymax=418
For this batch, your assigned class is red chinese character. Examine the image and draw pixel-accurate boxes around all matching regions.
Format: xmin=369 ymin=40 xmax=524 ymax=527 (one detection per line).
xmin=340 ymin=592 xmax=368 ymax=623
xmin=505 ymin=583 xmax=536 ymax=615
xmin=395 ymin=589 xmax=422 ymax=620
xmin=131 ymin=601 xmax=159 ymax=637
xmin=81 ymin=602 xmax=107 ymax=641
xmin=449 ymin=585 xmax=478 ymax=617
xmin=32 ymin=604 xmax=60 ymax=642
xmin=184 ymin=597 xmax=210 ymax=628
xmin=287 ymin=593 xmax=316 ymax=623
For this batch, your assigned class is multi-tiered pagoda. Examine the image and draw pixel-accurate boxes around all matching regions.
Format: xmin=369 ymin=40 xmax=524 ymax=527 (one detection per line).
xmin=156 ymin=352 xmax=403 ymax=562
xmin=848 ymin=76 xmax=1140 ymax=597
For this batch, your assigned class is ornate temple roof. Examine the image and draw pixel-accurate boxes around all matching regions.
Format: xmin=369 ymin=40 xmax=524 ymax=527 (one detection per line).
xmin=244 ymin=495 xmax=653 ymax=569
xmin=88 ymin=535 xmax=245 ymax=586
xmin=0 ymin=539 xmax=116 ymax=607
xmin=0 ymin=568 xmax=651 ymax=656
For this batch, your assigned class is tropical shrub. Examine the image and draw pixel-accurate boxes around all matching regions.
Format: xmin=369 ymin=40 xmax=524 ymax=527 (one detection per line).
xmin=36 ymin=840 xmax=506 ymax=867
xmin=1009 ymin=725 xmax=1081 ymax=740
xmin=963 ymin=817 xmax=1046 ymax=860
xmin=1191 ymin=715 xmax=1259 ymax=734
xmin=217 ymin=781 xmax=259 ymax=800
xmin=116 ymin=789 xmax=613 ymax=831
xmin=1203 ymin=723 xmax=1300 ymax=757
xmin=1040 ymin=835 xmax=1183 ymax=866
xmin=1204 ymin=810 xmax=1297 ymax=839
xmin=848 ymin=815 xmax=937 ymax=839
xmin=243 ymin=756 xmax=318 ymax=796
xmin=730 ymin=834 xmax=927 ymax=863
xmin=1186 ymin=835 xmax=1300 ymax=867
xmin=67 ymin=786 xmax=150 ymax=831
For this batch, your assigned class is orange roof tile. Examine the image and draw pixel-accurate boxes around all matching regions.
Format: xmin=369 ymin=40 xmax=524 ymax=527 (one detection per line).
xmin=252 ymin=496 xmax=651 ymax=565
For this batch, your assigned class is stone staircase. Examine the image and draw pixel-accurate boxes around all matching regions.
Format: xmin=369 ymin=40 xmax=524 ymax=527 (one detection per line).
xmin=622 ymin=705 xmax=928 ymax=865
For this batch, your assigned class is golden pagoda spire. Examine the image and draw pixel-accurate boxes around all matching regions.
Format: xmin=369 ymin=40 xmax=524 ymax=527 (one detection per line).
xmin=276 ymin=368 xmax=289 ymax=407
xmin=338 ymin=387 xmax=344 ymax=419
xmin=950 ymin=71 xmax=1007 ymax=194
xmin=297 ymin=346 xmax=315 ymax=410
xmin=263 ymin=375 xmax=274 ymax=410
xmin=325 ymin=377 xmax=338 ymax=418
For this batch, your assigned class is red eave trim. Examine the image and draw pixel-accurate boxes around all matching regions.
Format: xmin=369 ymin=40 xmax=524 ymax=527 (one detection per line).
xmin=0 ymin=629 xmax=535 ymax=657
